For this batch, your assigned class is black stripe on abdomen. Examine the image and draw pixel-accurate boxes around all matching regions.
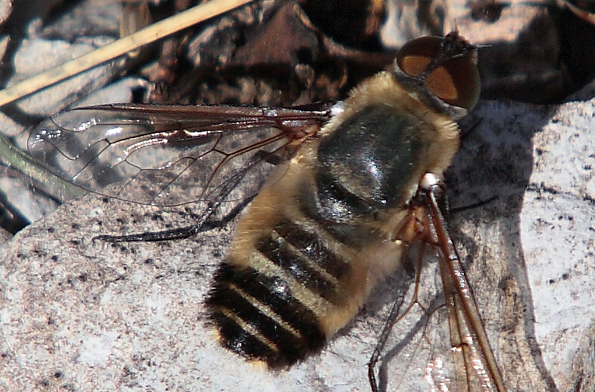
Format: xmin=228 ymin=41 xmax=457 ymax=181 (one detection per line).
xmin=273 ymin=218 xmax=350 ymax=280
xmin=206 ymin=262 xmax=326 ymax=368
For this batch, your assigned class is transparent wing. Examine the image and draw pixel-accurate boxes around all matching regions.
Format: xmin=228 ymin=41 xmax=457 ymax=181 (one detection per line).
xmin=428 ymin=189 xmax=505 ymax=392
xmin=370 ymin=186 xmax=505 ymax=392
xmin=28 ymin=104 xmax=332 ymax=206
xmin=412 ymin=191 xmax=504 ymax=392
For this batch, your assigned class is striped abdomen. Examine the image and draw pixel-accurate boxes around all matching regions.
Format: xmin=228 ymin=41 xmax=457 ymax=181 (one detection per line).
xmin=206 ymin=71 xmax=460 ymax=368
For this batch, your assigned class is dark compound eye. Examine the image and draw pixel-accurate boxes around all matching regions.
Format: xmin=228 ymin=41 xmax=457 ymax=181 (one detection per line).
xmin=396 ymin=33 xmax=481 ymax=112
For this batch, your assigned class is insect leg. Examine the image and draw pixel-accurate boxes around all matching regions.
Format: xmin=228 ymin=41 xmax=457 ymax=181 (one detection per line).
xmin=367 ymin=263 xmax=413 ymax=392
xmin=450 ymin=196 xmax=498 ymax=214
xmin=367 ymin=213 xmax=428 ymax=392
xmin=93 ymin=194 xmax=254 ymax=243
xmin=94 ymin=149 xmax=280 ymax=243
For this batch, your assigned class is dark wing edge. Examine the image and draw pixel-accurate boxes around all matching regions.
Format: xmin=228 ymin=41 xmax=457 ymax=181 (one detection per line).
xmin=28 ymin=103 xmax=333 ymax=206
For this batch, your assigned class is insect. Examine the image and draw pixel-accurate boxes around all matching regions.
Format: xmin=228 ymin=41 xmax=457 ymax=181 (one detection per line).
xmin=28 ymin=31 xmax=505 ymax=391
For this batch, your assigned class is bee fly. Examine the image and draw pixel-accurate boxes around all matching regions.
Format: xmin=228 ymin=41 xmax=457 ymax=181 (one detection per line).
xmin=29 ymin=31 xmax=505 ymax=391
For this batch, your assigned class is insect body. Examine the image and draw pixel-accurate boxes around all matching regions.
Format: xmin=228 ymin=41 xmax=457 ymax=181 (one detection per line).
xmin=206 ymin=41 xmax=474 ymax=368
xmin=28 ymin=32 xmax=503 ymax=391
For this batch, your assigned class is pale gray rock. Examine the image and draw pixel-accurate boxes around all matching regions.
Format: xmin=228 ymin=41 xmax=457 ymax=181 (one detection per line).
xmin=0 ymin=0 xmax=11 ymax=24
xmin=9 ymin=36 xmax=122 ymax=116
xmin=1 ymin=92 xmax=594 ymax=391
xmin=1 ymin=1 xmax=594 ymax=390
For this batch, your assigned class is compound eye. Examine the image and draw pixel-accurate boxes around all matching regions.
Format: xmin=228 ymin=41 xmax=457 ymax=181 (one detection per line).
xmin=396 ymin=35 xmax=481 ymax=111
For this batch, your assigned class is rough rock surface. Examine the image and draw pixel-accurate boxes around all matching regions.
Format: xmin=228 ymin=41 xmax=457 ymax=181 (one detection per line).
xmin=2 ymin=91 xmax=594 ymax=391
xmin=1 ymin=0 xmax=595 ymax=391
